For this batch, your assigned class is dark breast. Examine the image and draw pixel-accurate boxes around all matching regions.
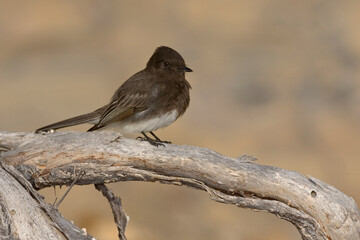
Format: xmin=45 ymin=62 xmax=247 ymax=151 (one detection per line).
xmin=160 ymin=79 xmax=191 ymax=117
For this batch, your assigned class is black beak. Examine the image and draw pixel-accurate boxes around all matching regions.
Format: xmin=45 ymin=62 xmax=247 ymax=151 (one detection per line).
xmin=184 ymin=66 xmax=193 ymax=72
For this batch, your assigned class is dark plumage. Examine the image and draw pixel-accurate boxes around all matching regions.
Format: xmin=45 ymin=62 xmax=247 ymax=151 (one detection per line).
xmin=35 ymin=46 xmax=192 ymax=146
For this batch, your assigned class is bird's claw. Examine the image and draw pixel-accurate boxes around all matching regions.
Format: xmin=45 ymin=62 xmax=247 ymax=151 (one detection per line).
xmin=136 ymin=136 xmax=166 ymax=147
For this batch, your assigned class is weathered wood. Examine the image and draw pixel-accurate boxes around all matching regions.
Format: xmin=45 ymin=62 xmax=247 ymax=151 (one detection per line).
xmin=0 ymin=162 xmax=95 ymax=240
xmin=95 ymin=184 xmax=128 ymax=240
xmin=0 ymin=165 xmax=63 ymax=240
xmin=0 ymin=131 xmax=359 ymax=240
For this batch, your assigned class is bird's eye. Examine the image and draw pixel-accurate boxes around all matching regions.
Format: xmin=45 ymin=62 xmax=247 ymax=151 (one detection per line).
xmin=163 ymin=61 xmax=169 ymax=67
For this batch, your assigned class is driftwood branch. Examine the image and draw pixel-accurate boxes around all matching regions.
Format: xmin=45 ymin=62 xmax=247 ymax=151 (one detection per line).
xmin=0 ymin=131 xmax=359 ymax=240
xmin=95 ymin=184 xmax=128 ymax=240
xmin=0 ymin=161 xmax=94 ymax=240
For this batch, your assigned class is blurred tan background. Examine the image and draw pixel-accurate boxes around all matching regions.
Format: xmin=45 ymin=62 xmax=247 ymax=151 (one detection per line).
xmin=1 ymin=1 xmax=360 ymax=239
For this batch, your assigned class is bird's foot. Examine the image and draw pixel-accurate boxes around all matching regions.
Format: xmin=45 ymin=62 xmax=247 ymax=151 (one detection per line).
xmin=157 ymin=139 xmax=172 ymax=144
xmin=149 ymin=131 xmax=172 ymax=144
xmin=136 ymin=136 xmax=166 ymax=147
xmin=137 ymin=132 xmax=171 ymax=147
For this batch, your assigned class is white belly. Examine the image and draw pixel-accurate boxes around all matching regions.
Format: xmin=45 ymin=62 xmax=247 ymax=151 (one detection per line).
xmin=103 ymin=109 xmax=179 ymax=134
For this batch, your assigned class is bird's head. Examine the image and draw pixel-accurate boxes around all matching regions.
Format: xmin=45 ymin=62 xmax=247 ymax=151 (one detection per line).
xmin=146 ymin=46 xmax=192 ymax=77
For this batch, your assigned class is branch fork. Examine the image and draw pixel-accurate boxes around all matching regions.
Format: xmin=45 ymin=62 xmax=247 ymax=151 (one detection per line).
xmin=0 ymin=131 xmax=359 ymax=240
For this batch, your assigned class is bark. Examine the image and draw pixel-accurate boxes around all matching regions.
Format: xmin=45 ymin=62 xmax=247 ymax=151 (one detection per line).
xmin=0 ymin=131 xmax=359 ymax=240
xmin=0 ymin=161 xmax=94 ymax=240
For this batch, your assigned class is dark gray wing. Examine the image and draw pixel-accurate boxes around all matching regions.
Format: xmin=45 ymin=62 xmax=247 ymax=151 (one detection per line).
xmin=88 ymin=71 xmax=155 ymax=131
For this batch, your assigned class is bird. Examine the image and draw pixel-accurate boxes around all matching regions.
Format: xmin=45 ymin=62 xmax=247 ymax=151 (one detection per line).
xmin=35 ymin=46 xmax=192 ymax=147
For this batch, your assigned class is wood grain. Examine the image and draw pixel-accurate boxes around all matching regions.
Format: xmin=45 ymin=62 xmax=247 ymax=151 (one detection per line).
xmin=0 ymin=131 xmax=359 ymax=240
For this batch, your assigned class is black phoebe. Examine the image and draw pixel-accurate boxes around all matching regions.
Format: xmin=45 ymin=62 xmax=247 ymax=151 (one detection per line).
xmin=35 ymin=46 xmax=192 ymax=146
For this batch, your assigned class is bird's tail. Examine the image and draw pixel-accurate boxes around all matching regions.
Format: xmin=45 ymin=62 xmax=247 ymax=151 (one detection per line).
xmin=35 ymin=106 xmax=106 ymax=133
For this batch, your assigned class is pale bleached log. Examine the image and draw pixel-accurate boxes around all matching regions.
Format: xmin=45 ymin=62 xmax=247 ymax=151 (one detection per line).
xmin=0 ymin=161 xmax=95 ymax=240
xmin=0 ymin=165 xmax=65 ymax=240
xmin=0 ymin=131 xmax=359 ymax=240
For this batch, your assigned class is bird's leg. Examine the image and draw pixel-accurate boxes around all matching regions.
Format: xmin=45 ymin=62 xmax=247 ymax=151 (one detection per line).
xmin=149 ymin=131 xmax=172 ymax=144
xmin=137 ymin=132 xmax=165 ymax=147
